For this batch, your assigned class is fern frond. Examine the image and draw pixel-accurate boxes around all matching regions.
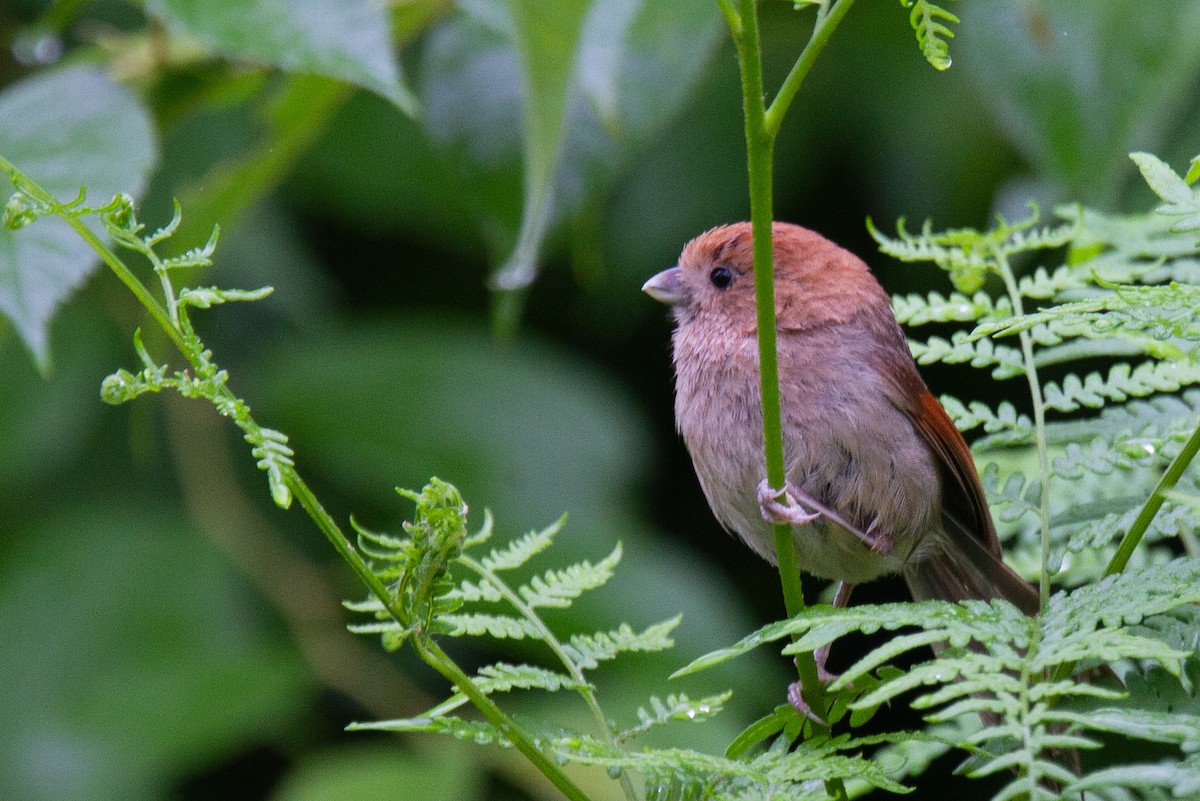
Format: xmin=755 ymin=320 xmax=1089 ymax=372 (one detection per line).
xmin=902 ymin=0 xmax=959 ymax=71
xmin=351 ymin=713 xmax=523 ymax=746
xmin=871 ymin=206 xmax=1073 ymax=292
xmin=941 ymin=397 xmax=1035 ymax=444
xmin=892 ymin=289 xmax=1010 ymax=325
xmin=679 ymin=559 xmax=1200 ymax=801
xmin=618 ymin=692 xmax=733 ymax=740
xmin=1044 ymin=389 xmax=1200 ymax=450
xmin=356 ymin=711 xmax=914 ymax=799
xmin=1033 ymin=336 xmax=1161 ymax=367
xmin=973 ymin=282 xmax=1200 ymax=346
xmin=481 ymin=514 xmax=566 ymax=571
xmin=445 ymin=577 xmax=504 ymax=603
xmin=980 ymin=465 xmax=1041 ymax=525
xmin=1016 ymin=264 xmax=1090 ymax=299
xmin=1132 ymin=151 xmax=1200 ymax=234
xmin=910 ymin=332 xmax=1025 ymax=379
xmin=1042 ymin=360 xmax=1200 ymax=413
xmin=438 ymin=612 xmax=544 ymax=639
xmin=1061 ymin=501 xmax=1199 ymax=553
xmin=472 ymin=662 xmax=585 ymax=694
xmin=1069 ymin=755 xmax=1200 ymax=798
xmin=563 ymin=617 xmax=681 ymax=670
xmin=518 ymin=542 xmax=622 ymax=609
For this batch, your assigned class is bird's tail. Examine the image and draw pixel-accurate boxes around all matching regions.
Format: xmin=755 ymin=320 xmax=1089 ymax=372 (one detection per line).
xmin=903 ymin=527 xmax=1040 ymax=615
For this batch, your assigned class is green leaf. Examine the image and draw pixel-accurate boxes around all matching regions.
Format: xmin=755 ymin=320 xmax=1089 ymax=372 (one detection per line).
xmin=0 ymin=65 xmax=156 ymax=370
xmin=488 ymin=0 xmax=590 ymax=303
xmin=517 ymin=542 xmax=622 ymax=608
xmin=903 ymin=0 xmax=959 ymax=71
xmin=145 ymin=0 xmax=418 ymax=116
xmin=424 ymin=0 xmax=722 ymax=324
xmin=481 ymin=515 xmax=566 ymax=571
xmin=564 ymin=617 xmax=681 ymax=670
xmin=1132 ymin=151 xmax=1195 ymax=206
xmin=617 ymin=692 xmax=733 ymax=740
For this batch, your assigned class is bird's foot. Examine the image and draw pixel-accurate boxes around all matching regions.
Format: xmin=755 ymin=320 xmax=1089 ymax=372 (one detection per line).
xmin=787 ymin=680 xmax=828 ymax=726
xmin=757 ymin=480 xmax=820 ymax=526
xmin=787 ymin=648 xmax=843 ymax=726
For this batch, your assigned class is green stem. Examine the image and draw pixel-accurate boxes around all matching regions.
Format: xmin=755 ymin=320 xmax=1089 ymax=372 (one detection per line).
xmin=459 ymin=555 xmax=640 ymax=801
xmin=0 ymin=159 xmax=594 ymax=801
xmin=733 ymin=0 xmax=846 ymax=763
xmin=996 ymin=256 xmax=1052 ymax=609
xmin=0 ymin=156 xmax=184 ymax=354
xmin=1106 ymin=418 xmax=1200 ymax=576
xmin=416 ymin=638 xmax=594 ymax=801
xmin=717 ymin=0 xmax=740 ymax=35
xmin=733 ymin=0 xmax=799 ymax=618
xmin=763 ymin=0 xmax=857 ymax=137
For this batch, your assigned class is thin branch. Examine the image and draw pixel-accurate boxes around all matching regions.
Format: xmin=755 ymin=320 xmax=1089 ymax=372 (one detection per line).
xmin=1107 ymin=418 xmax=1200 ymax=575
xmin=763 ymin=0 xmax=857 ymax=137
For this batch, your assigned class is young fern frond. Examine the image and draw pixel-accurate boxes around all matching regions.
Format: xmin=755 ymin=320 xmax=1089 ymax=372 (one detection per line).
xmin=680 ymin=560 xmax=1200 ymax=800
xmin=618 ymin=692 xmax=734 ymax=740
xmin=901 ymin=0 xmax=959 ymax=71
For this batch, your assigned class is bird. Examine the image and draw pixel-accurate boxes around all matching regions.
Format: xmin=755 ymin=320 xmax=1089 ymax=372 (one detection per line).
xmin=642 ymin=221 xmax=1039 ymax=623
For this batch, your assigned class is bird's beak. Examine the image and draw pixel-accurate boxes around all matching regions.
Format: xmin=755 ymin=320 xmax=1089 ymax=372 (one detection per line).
xmin=642 ymin=266 xmax=686 ymax=306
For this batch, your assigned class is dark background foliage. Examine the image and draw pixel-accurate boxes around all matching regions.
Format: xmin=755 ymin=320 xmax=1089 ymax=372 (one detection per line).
xmin=1 ymin=0 xmax=1198 ymax=798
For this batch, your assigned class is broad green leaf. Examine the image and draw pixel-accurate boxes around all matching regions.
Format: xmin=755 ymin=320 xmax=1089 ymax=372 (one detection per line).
xmin=0 ymin=65 xmax=156 ymax=370
xmin=0 ymin=504 xmax=309 ymax=801
xmin=489 ymin=0 xmax=590 ymax=300
xmin=145 ymin=0 xmax=418 ymax=116
xmin=421 ymin=0 xmax=722 ymax=323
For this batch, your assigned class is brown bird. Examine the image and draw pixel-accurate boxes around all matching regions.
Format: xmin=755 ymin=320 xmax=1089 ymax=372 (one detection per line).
xmin=643 ymin=221 xmax=1038 ymax=621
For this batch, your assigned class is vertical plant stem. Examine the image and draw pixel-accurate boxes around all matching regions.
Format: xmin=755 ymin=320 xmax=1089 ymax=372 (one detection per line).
xmin=1106 ymin=418 xmax=1200 ymax=575
xmin=996 ymin=256 xmax=1052 ymax=609
xmin=731 ymin=4 xmax=851 ymax=771
xmin=733 ymin=0 xmax=800 ymax=621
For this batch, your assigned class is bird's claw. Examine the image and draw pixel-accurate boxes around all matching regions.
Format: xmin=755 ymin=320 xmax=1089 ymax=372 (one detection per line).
xmin=757 ymin=480 xmax=820 ymax=526
xmin=788 ymin=650 xmax=848 ymax=727
xmin=787 ymin=681 xmax=828 ymax=726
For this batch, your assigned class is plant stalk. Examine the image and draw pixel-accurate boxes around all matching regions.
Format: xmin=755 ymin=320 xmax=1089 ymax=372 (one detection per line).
xmin=0 ymin=160 xmax=595 ymax=801
xmin=1106 ymin=417 xmax=1200 ymax=575
xmin=996 ymin=254 xmax=1052 ymax=609
xmin=730 ymin=0 xmax=855 ymax=762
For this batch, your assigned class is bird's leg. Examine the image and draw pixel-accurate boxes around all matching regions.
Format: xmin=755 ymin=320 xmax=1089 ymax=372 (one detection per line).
xmin=788 ymin=581 xmax=855 ymax=725
xmin=759 ymin=479 xmax=887 ymax=553
xmin=756 ymin=479 xmax=819 ymax=525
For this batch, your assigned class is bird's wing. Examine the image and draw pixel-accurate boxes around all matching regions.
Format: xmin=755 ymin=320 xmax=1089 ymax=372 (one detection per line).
xmin=880 ymin=358 xmax=1004 ymax=559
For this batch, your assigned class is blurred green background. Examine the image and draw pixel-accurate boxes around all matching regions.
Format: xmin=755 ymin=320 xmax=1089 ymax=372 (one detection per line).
xmin=1 ymin=1 xmax=1199 ymax=799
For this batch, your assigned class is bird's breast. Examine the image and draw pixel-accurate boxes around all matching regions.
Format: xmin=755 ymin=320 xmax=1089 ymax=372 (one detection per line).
xmin=672 ymin=324 xmax=941 ymax=584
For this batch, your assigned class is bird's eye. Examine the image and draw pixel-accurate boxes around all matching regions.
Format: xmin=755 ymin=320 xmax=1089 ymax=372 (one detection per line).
xmin=709 ymin=266 xmax=733 ymax=289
